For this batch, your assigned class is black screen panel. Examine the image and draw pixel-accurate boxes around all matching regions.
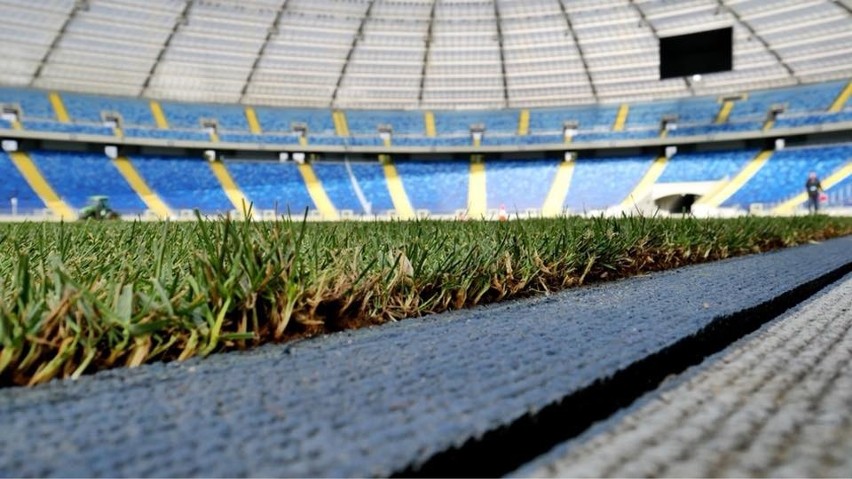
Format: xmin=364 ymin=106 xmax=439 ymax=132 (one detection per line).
xmin=660 ymin=27 xmax=733 ymax=79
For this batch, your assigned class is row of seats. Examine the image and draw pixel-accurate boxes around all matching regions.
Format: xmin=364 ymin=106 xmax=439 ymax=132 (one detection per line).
xmin=565 ymin=155 xmax=653 ymax=211
xmin=658 ymin=149 xmax=757 ymax=183
xmin=1 ymin=144 xmax=848 ymax=216
xmin=31 ymin=150 xmax=146 ymax=213
xmin=0 ymin=80 xmax=849 ymax=145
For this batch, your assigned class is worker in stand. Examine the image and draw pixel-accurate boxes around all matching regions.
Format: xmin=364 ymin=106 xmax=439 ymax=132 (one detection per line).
xmin=805 ymin=171 xmax=824 ymax=214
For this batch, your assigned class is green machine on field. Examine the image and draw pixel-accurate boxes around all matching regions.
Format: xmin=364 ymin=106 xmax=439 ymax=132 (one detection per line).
xmin=79 ymin=196 xmax=121 ymax=220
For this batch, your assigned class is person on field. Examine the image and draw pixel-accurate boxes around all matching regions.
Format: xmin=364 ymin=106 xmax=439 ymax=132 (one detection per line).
xmin=805 ymin=171 xmax=824 ymax=214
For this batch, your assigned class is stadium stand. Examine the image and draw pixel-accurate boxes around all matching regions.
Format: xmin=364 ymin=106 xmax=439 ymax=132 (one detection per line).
xmin=334 ymin=1 xmax=431 ymax=110
xmin=29 ymin=150 xmax=146 ymax=214
xmin=28 ymin=0 xmax=186 ymax=96
xmin=0 ymin=143 xmax=849 ymax=218
xmin=0 ymin=0 xmax=850 ymax=219
xmin=775 ymin=111 xmax=852 ymax=129
xmin=564 ymin=155 xmax=655 ymax=212
xmin=668 ymin=121 xmax=764 ymax=138
xmin=0 ymin=0 xmax=849 ymax=107
xmin=158 ymin=101 xmax=249 ymax=132
xmin=0 ymin=87 xmax=55 ymax=119
xmin=529 ymin=104 xmax=617 ymax=135
xmin=657 ymin=149 xmax=758 ymax=183
xmin=732 ymin=81 xmax=848 ymax=119
xmin=121 ymin=126 xmax=209 ymax=142
xmin=226 ymin=160 xmax=315 ymax=215
xmin=627 ymin=98 xmax=715 ymax=130
xmin=130 ymin=155 xmax=233 ymax=215
xmin=62 ymin=92 xmax=155 ymax=127
xmin=244 ymin=0 xmax=371 ymax=108
xmin=347 ymin=162 xmax=397 ymax=214
xmin=724 ymin=143 xmax=852 ymax=209
xmin=347 ymin=110 xmax=424 ymax=137
xmin=826 ymin=174 xmax=852 ymax=206
xmin=486 ymin=159 xmax=560 ymax=211
xmin=1 ymin=80 xmax=850 ymax=148
xmin=434 ymin=110 xmax=518 ymax=138
xmin=0 ymin=151 xmax=45 ymax=215
xmin=254 ymin=106 xmax=335 ymax=136
xmin=22 ymin=120 xmax=113 ymax=136
xmin=311 ymin=162 xmax=366 ymax=214
xmin=395 ymin=160 xmax=470 ymax=213
xmin=217 ymin=132 xmax=302 ymax=145
xmin=0 ymin=0 xmax=77 ymax=87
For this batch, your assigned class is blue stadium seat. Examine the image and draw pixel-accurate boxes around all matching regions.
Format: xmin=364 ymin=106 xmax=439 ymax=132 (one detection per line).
xmin=393 ymin=137 xmax=438 ymax=147
xmin=255 ymin=107 xmax=334 ymax=135
xmin=826 ymin=174 xmax=852 ymax=206
xmin=628 ymin=97 xmax=720 ymax=130
xmin=627 ymin=100 xmax=679 ymax=129
xmin=29 ymin=150 xmax=146 ymax=215
xmin=432 ymin=136 xmax=472 ymax=147
xmin=529 ymin=104 xmax=619 ymax=134
xmin=312 ymin=162 xmax=365 ymax=213
xmin=23 ymin=120 xmax=113 ymax=136
xmin=724 ymin=144 xmax=852 ymax=208
xmin=0 ymin=88 xmax=54 ymax=119
xmin=564 ymin=155 xmax=654 ymax=211
xmin=527 ymin=133 xmax=565 ymax=144
xmin=486 ymin=159 xmax=560 ymax=212
xmin=669 ymin=121 xmax=762 ymax=137
xmin=676 ymin=97 xmax=722 ymax=125
xmin=307 ymin=136 xmax=347 ymax=146
xmin=434 ymin=110 xmax=517 ymax=135
xmin=573 ymin=130 xmax=658 ymax=142
xmin=226 ymin=161 xmax=315 ymax=214
xmin=132 ymin=155 xmax=233 ymax=214
xmin=0 ymin=82 xmax=847 ymax=149
xmin=481 ymin=135 xmax=524 ymax=146
xmin=657 ymin=149 xmax=758 ymax=183
xmin=123 ymin=127 xmax=210 ymax=142
xmin=218 ymin=133 xmax=301 ymax=145
xmin=729 ymin=81 xmax=847 ymax=121
xmin=774 ymin=110 xmax=852 ymax=129
xmin=160 ymin=102 xmax=248 ymax=132
xmin=396 ymin=160 xmax=469 ymax=213
xmin=62 ymin=92 xmax=155 ymax=126
xmin=0 ymin=151 xmax=43 ymax=214
xmin=346 ymin=136 xmax=384 ymax=147
xmin=481 ymin=134 xmax=562 ymax=146
xmin=347 ymin=110 xmax=424 ymax=136
xmin=347 ymin=162 xmax=395 ymax=214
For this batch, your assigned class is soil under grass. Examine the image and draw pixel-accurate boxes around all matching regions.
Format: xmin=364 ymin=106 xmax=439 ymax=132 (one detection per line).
xmin=1 ymin=214 xmax=850 ymax=387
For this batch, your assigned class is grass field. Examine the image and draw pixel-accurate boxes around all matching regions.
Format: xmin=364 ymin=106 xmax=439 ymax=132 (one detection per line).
xmin=1 ymin=214 xmax=850 ymax=387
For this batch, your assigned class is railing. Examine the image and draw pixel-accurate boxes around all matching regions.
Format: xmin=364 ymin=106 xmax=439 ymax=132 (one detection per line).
xmin=2 ymin=119 xmax=849 ymax=155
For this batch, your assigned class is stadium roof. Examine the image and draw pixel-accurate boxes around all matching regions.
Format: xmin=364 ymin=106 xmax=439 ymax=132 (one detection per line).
xmin=1 ymin=0 xmax=851 ymax=109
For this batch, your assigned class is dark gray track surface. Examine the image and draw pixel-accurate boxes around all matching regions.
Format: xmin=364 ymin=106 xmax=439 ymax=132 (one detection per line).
xmin=1 ymin=237 xmax=850 ymax=477
xmin=521 ymin=272 xmax=852 ymax=478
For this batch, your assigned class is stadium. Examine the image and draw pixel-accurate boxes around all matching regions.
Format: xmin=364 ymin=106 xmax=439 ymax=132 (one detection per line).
xmin=0 ymin=0 xmax=851 ymax=477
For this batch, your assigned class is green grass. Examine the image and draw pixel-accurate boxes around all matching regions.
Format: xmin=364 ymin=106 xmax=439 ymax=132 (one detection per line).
xmin=0 ymin=214 xmax=850 ymax=387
